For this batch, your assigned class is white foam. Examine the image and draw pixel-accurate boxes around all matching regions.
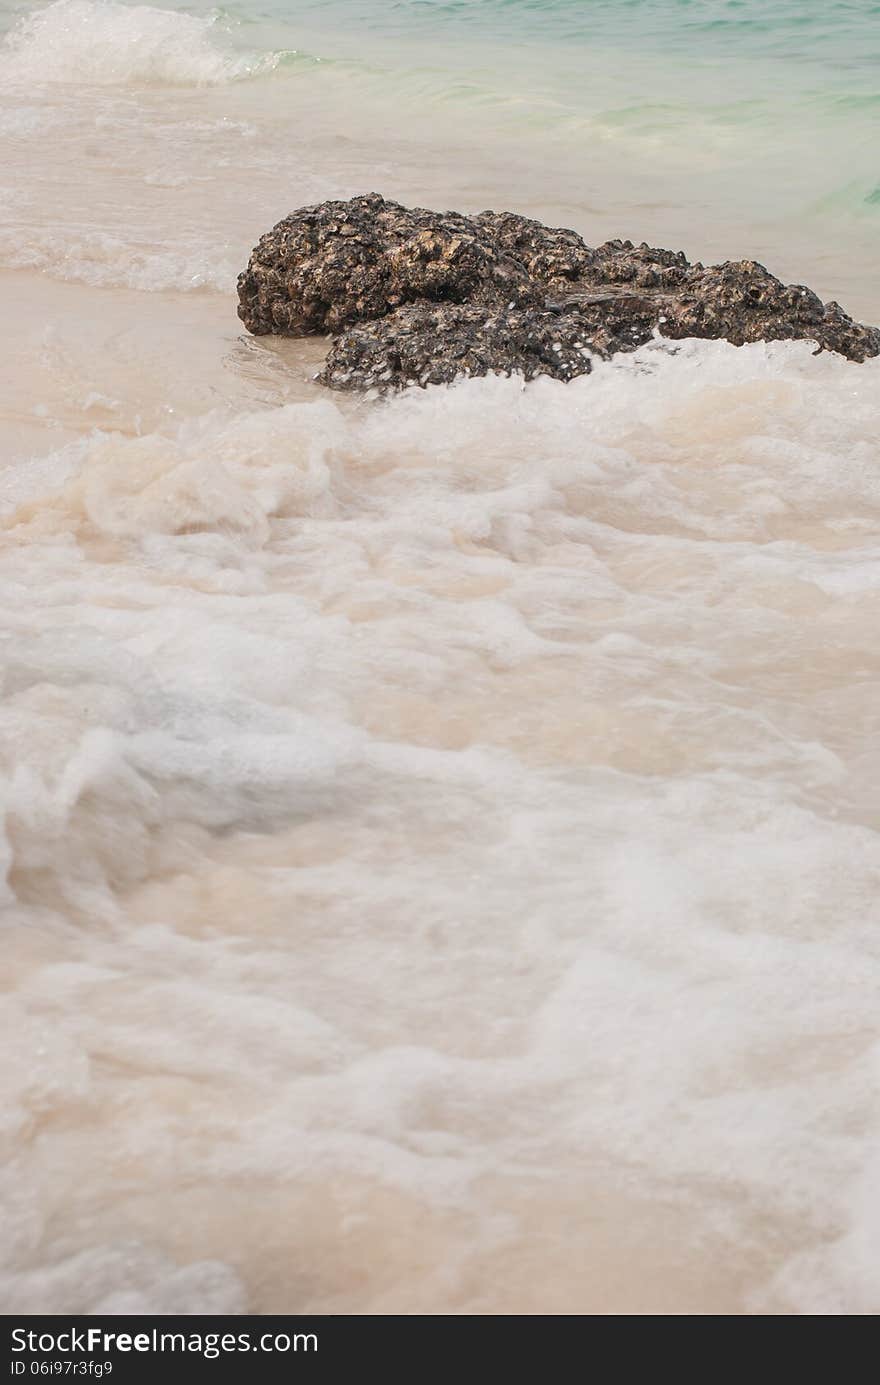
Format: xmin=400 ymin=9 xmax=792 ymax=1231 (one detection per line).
xmin=1 ymin=0 xmax=279 ymax=87
xmin=0 ymin=1243 xmax=246 ymax=1315
xmin=3 ymin=339 xmax=880 ymax=1312
xmin=0 ymin=224 xmax=238 ymax=292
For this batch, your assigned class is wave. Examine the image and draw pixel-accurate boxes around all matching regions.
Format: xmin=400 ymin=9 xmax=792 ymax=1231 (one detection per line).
xmin=1 ymin=0 xmax=281 ymax=87
xmin=3 ymin=338 xmax=880 ymax=1312
xmin=0 ymin=223 xmax=238 ymax=292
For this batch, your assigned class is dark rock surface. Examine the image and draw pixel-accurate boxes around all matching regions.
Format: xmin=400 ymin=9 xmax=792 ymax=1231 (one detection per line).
xmin=237 ymin=193 xmax=880 ymax=391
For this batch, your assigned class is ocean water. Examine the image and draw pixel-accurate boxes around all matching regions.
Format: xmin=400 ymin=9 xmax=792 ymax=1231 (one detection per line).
xmin=1 ymin=0 xmax=880 ymax=1316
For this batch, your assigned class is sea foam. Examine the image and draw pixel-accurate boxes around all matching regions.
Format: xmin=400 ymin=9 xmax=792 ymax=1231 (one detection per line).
xmin=1 ymin=0 xmax=279 ymax=86
xmin=3 ymin=341 xmax=880 ymax=1313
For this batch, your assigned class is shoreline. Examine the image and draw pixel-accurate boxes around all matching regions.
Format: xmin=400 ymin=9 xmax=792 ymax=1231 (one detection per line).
xmin=0 ymin=269 xmax=330 ymax=465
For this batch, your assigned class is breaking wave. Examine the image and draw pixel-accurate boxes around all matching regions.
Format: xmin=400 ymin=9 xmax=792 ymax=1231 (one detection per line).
xmin=1 ymin=0 xmax=280 ymax=87
xmin=4 ymin=340 xmax=880 ymax=1312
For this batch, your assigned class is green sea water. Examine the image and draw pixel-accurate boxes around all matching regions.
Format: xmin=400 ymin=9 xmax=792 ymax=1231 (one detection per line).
xmin=1 ymin=0 xmax=878 ymax=296
xmin=235 ymin=0 xmax=880 ymax=309
xmin=169 ymin=1 xmax=880 ymax=265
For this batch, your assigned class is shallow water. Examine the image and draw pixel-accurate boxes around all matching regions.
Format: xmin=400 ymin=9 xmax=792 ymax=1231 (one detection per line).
xmin=2 ymin=0 xmax=880 ymax=1316
xmin=1 ymin=0 xmax=879 ymax=312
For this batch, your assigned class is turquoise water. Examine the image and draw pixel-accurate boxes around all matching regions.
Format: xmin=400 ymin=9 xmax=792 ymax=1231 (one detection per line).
xmin=171 ymin=0 xmax=880 ymax=52
xmin=134 ymin=1 xmax=880 ymax=277
xmin=252 ymin=0 xmax=880 ymax=54
xmin=5 ymin=0 xmax=878 ymax=103
xmin=1 ymin=0 xmax=878 ymax=284
xmin=270 ymin=0 xmax=880 ymax=310
xmin=184 ymin=0 xmax=880 ymax=91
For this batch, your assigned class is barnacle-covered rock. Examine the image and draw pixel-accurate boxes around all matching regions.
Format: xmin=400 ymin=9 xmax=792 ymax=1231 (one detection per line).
xmin=236 ymin=192 xmax=535 ymax=338
xmin=237 ymin=194 xmax=880 ymax=389
xmin=320 ymin=303 xmax=599 ymax=391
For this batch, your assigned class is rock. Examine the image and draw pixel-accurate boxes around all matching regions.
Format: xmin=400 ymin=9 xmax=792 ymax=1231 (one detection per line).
xmin=236 ymin=192 xmax=535 ymax=338
xmin=321 ymin=303 xmax=602 ymax=391
xmin=237 ymin=194 xmax=880 ymax=390
xmin=320 ymin=298 xmax=658 ymax=391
